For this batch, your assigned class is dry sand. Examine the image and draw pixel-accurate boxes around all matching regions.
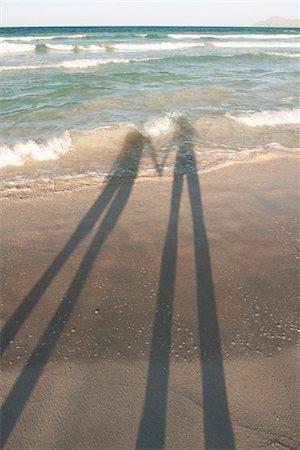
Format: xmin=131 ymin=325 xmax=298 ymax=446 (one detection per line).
xmin=1 ymin=153 xmax=299 ymax=449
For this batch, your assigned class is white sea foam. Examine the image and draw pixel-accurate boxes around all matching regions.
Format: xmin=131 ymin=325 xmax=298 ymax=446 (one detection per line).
xmin=45 ymin=43 xmax=75 ymax=51
xmin=58 ymin=57 xmax=153 ymax=69
xmin=265 ymin=52 xmax=300 ymax=58
xmin=77 ymin=44 xmax=105 ymax=52
xmin=0 ymin=42 xmax=36 ymax=54
xmin=45 ymin=43 xmax=105 ymax=52
xmin=111 ymin=42 xmax=201 ymax=51
xmin=59 ymin=58 xmax=112 ymax=68
xmin=211 ymin=41 xmax=300 ymax=48
xmin=138 ymin=112 xmax=181 ymax=138
xmin=168 ymin=33 xmax=300 ymax=40
xmin=221 ymin=34 xmax=300 ymax=40
xmin=168 ymin=34 xmax=205 ymax=39
xmin=229 ymin=108 xmax=300 ymax=127
xmin=0 ymin=133 xmax=72 ymax=169
xmin=0 ymin=34 xmax=86 ymax=42
xmin=0 ymin=57 xmax=157 ymax=71
xmin=0 ymin=64 xmax=48 ymax=72
xmin=264 ymin=142 xmax=300 ymax=152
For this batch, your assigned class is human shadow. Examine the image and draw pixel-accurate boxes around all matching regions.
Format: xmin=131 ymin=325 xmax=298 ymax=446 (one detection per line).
xmin=0 ymin=131 xmax=159 ymax=356
xmin=0 ymin=130 xmax=148 ymax=448
xmin=136 ymin=149 xmax=183 ymax=450
xmin=136 ymin=119 xmax=235 ymax=449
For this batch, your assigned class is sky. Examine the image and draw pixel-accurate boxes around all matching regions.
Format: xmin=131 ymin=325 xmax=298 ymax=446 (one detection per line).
xmin=0 ymin=1 xmax=299 ymax=27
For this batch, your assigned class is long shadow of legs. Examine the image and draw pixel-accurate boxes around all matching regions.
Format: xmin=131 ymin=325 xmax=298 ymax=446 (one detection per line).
xmin=187 ymin=160 xmax=235 ymax=450
xmin=136 ymin=120 xmax=234 ymax=449
xmin=0 ymin=132 xmax=145 ymax=356
xmin=0 ymin=131 xmax=146 ymax=448
xmin=136 ymin=162 xmax=183 ymax=449
xmin=0 ymin=183 xmax=116 ymax=356
xmin=177 ymin=120 xmax=235 ymax=448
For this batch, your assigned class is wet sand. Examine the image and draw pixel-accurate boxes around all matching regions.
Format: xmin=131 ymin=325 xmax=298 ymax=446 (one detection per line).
xmin=1 ymin=153 xmax=299 ymax=449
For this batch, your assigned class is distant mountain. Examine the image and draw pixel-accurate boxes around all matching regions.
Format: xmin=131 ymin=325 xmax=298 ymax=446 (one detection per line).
xmin=254 ymin=16 xmax=300 ymax=28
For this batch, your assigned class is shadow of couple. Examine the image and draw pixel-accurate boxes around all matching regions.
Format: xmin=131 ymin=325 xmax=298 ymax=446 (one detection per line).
xmin=1 ymin=119 xmax=235 ymax=450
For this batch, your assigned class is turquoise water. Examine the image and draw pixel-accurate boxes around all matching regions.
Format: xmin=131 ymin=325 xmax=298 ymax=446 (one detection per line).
xmin=0 ymin=26 xmax=299 ymax=183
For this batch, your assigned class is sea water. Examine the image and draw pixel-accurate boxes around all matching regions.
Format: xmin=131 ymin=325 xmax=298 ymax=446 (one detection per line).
xmin=0 ymin=26 xmax=299 ymax=185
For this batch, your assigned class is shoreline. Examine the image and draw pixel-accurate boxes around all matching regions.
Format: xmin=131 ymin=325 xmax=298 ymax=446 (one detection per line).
xmin=1 ymin=154 xmax=299 ymax=449
xmin=0 ymin=149 xmax=298 ymax=199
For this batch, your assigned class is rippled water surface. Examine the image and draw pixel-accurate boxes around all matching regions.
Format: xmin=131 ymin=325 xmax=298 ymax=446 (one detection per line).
xmin=0 ymin=26 xmax=299 ymax=183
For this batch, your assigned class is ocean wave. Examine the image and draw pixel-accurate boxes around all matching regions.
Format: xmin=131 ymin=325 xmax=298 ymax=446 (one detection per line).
xmin=0 ymin=114 xmax=180 ymax=169
xmin=55 ymin=56 xmax=156 ymax=69
xmin=2 ymin=111 xmax=299 ymax=170
xmin=136 ymin=112 xmax=181 ymax=138
xmin=58 ymin=58 xmax=127 ymax=68
xmin=2 ymin=39 xmax=298 ymax=57
xmin=45 ymin=43 xmax=105 ymax=52
xmin=0 ymin=34 xmax=86 ymax=42
xmin=138 ymin=33 xmax=162 ymax=39
xmin=211 ymin=41 xmax=300 ymax=48
xmin=0 ymin=56 xmax=158 ymax=71
xmin=2 ymin=51 xmax=298 ymax=71
xmin=213 ymin=51 xmax=300 ymax=59
xmin=77 ymin=44 xmax=105 ymax=52
xmin=0 ymin=42 xmax=36 ymax=54
xmin=0 ymin=133 xmax=72 ymax=169
xmin=45 ymin=43 xmax=76 ymax=51
xmin=110 ymin=42 xmax=201 ymax=51
xmin=229 ymin=108 xmax=300 ymax=126
xmin=168 ymin=34 xmax=205 ymax=39
xmin=168 ymin=33 xmax=300 ymax=40
xmin=265 ymin=52 xmax=300 ymax=58
xmin=1 ymin=142 xmax=298 ymax=190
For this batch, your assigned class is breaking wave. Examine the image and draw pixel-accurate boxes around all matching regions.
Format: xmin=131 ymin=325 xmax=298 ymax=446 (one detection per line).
xmin=1 ymin=39 xmax=299 ymax=57
xmin=45 ymin=43 xmax=106 ymax=52
xmin=110 ymin=42 xmax=201 ymax=51
xmin=136 ymin=112 xmax=180 ymax=138
xmin=229 ymin=108 xmax=300 ymax=126
xmin=264 ymin=52 xmax=300 ymax=58
xmin=0 ymin=34 xmax=86 ymax=42
xmin=0 ymin=42 xmax=36 ymax=54
xmin=45 ymin=43 xmax=76 ymax=51
xmin=211 ymin=41 xmax=300 ymax=48
xmin=77 ymin=44 xmax=106 ymax=52
xmin=0 ymin=133 xmax=72 ymax=169
xmin=0 ymin=56 xmax=158 ymax=71
xmin=168 ymin=33 xmax=300 ymax=40
xmin=1 ymin=110 xmax=299 ymax=171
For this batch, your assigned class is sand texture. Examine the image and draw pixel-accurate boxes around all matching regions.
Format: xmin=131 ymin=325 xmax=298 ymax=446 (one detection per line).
xmin=1 ymin=154 xmax=299 ymax=449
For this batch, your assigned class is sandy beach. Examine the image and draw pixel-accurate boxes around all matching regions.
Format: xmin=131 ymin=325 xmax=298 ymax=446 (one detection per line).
xmin=0 ymin=152 xmax=299 ymax=449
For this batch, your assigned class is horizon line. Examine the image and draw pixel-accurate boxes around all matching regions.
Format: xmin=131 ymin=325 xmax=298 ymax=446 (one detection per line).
xmin=1 ymin=24 xmax=300 ymax=28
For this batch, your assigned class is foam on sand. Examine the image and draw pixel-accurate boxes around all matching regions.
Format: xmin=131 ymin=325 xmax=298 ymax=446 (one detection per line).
xmin=229 ymin=108 xmax=300 ymax=127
